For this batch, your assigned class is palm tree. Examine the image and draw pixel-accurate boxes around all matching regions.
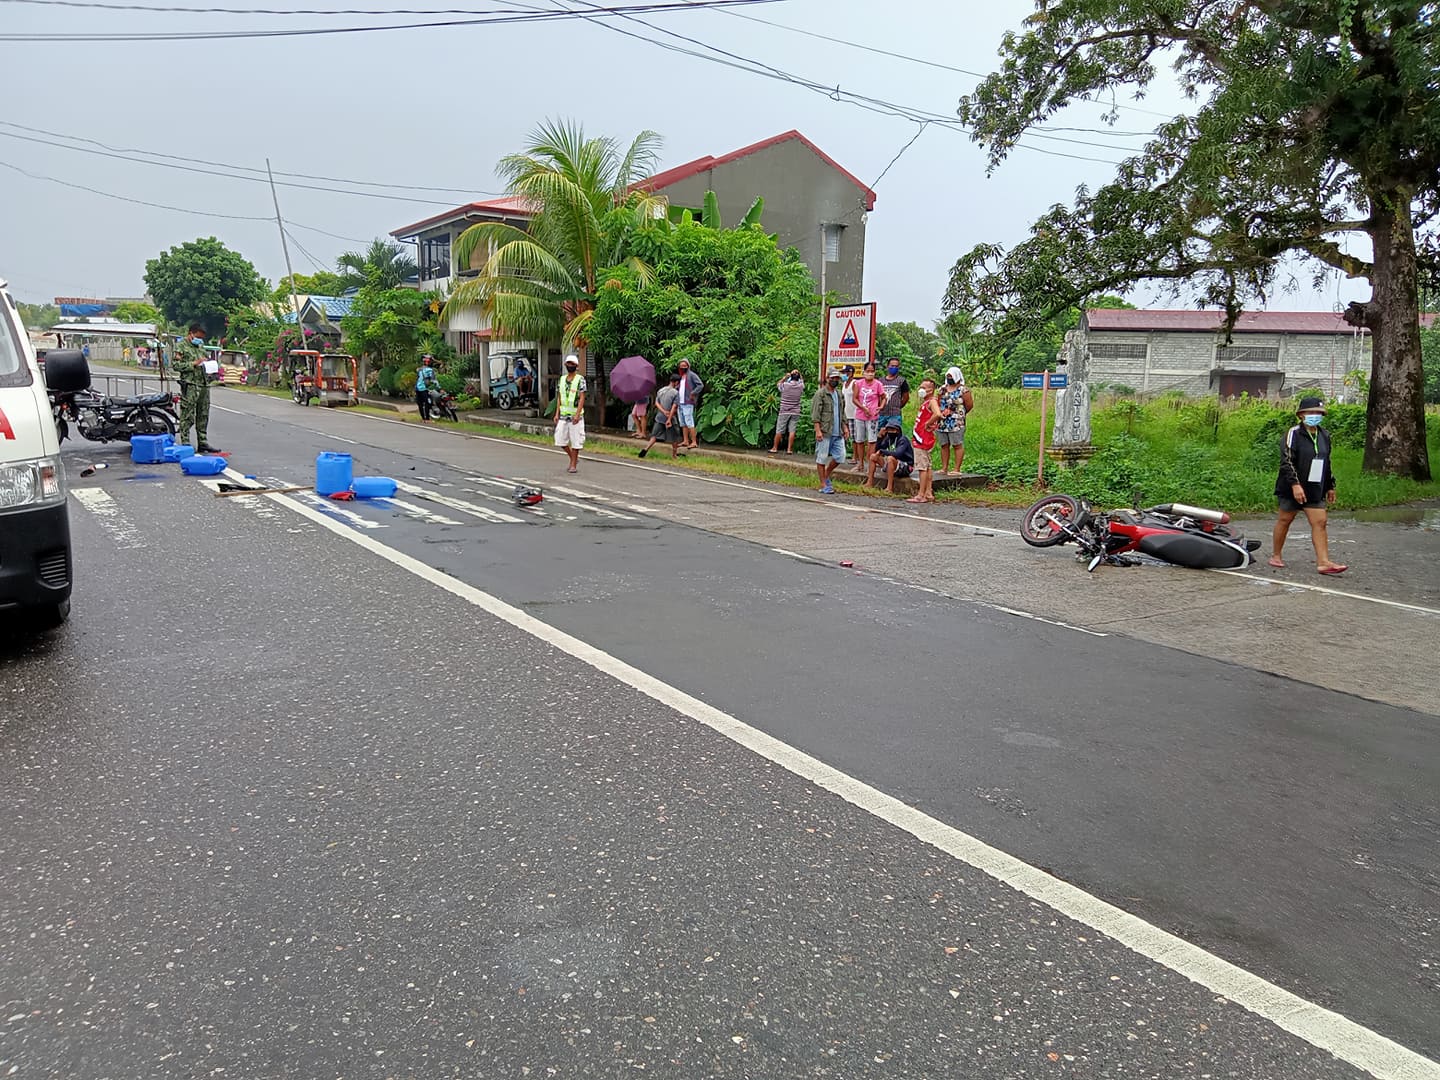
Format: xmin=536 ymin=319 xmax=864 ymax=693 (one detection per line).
xmin=445 ymin=120 xmax=667 ymax=387
xmin=336 ymin=239 xmax=418 ymax=291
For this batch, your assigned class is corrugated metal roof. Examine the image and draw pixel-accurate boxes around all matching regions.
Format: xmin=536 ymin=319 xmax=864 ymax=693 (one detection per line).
xmin=635 ymin=130 xmax=877 ymax=210
xmin=390 ymin=195 xmax=537 ymax=239
xmin=1086 ymin=309 xmax=1370 ymax=335
xmin=50 ymin=322 xmax=157 ymax=336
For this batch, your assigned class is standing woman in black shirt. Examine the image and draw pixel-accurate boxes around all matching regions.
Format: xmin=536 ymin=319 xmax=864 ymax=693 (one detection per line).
xmin=1270 ymin=396 xmax=1347 ymax=575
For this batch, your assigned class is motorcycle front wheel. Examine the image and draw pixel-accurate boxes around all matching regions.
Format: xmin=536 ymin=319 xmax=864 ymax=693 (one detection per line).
xmin=1020 ymin=493 xmax=1082 ymax=547
xmin=441 ymin=403 xmax=459 ymax=422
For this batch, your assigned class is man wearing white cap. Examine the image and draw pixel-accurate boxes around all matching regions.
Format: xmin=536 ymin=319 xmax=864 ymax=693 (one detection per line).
xmin=554 ymin=354 xmax=586 ymax=473
xmin=936 ymin=365 xmax=974 ymax=476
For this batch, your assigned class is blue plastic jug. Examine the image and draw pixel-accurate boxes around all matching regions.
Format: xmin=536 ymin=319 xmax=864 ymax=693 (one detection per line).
xmin=315 ymin=452 xmax=354 ymax=496
xmin=180 ymin=455 xmax=227 ymax=476
xmin=130 ymin=434 xmax=170 ymax=464
xmin=162 ymin=444 xmax=196 ymax=463
xmin=352 ymin=476 xmax=398 ymax=499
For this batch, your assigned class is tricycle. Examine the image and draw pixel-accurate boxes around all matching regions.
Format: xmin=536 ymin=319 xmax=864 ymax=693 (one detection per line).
xmin=290 ymin=349 xmax=358 ymax=407
xmin=489 ymin=351 xmax=538 ymax=411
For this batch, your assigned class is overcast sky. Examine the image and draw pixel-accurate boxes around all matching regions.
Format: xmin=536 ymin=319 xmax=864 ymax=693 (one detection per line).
xmin=0 ymin=0 xmax=1370 ymax=322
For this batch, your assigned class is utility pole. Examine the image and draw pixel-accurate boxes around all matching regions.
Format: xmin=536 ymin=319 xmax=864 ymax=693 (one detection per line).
xmin=266 ymin=158 xmax=305 ymax=382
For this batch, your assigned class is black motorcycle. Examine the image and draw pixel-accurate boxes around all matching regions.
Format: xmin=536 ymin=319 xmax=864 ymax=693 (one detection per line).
xmin=430 ymin=387 xmax=460 ymax=422
xmin=51 ymin=387 xmax=177 ymax=444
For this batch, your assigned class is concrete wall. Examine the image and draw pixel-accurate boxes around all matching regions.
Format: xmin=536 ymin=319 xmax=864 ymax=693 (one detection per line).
xmin=1088 ymin=329 xmax=1373 ymax=396
xmin=653 ymin=140 xmax=869 ymax=302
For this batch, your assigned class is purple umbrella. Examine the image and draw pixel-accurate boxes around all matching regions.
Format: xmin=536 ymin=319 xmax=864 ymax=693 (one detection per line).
xmin=609 ymin=354 xmax=657 ymax=404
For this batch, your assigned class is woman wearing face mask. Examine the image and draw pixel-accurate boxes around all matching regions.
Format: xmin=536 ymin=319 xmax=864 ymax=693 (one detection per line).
xmin=1270 ymin=396 xmax=1346 ymax=575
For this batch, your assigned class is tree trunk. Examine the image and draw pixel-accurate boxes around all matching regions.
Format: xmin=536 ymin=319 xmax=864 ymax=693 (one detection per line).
xmin=1349 ymin=189 xmax=1431 ymax=480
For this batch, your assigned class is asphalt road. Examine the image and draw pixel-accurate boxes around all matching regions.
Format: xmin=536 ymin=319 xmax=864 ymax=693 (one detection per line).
xmin=1 ymin=391 xmax=1436 ymax=1078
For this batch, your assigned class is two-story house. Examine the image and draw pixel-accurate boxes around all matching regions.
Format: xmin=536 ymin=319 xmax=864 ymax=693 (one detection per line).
xmin=391 ymin=131 xmax=876 ymax=406
xmin=635 ymin=129 xmax=876 ymax=304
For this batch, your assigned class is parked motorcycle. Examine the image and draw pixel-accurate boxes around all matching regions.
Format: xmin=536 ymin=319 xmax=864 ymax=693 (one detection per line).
xmin=1020 ymin=493 xmax=1260 ymax=571
xmin=51 ymin=388 xmax=177 ymax=444
xmin=430 ymin=387 xmax=460 ymax=423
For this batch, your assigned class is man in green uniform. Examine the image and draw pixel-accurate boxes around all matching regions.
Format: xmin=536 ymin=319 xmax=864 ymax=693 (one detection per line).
xmin=172 ymin=324 xmax=220 ymax=452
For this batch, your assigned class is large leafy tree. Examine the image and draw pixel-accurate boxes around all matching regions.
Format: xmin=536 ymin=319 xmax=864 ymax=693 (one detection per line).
xmin=588 ymin=220 xmax=820 ymax=447
xmin=111 ymin=300 xmax=163 ymax=326
xmin=340 ymin=286 xmax=435 ymax=371
xmin=945 ymin=1 xmax=1438 ymax=480
xmin=143 ymin=237 xmax=266 ymax=337
xmin=336 ymin=240 xmax=417 ymax=292
xmin=445 ymin=119 xmax=667 ymax=375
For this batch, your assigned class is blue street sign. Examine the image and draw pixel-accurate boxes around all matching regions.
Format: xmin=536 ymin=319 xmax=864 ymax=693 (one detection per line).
xmin=1021 ymin=372 xmax=1067 ymax=389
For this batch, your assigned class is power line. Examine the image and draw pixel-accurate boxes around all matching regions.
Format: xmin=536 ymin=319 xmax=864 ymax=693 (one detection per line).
xmin=0 ymin=157 xmax=371 ymax=242
xmin=0 ymin=120 xmax=503 ymax=196
xmin=0 ymin=129 xmax=464 ymax=206
xmin=547 ymin=0 xmax=1131 ymax=165
xmin=0 ymin=0 xmax=779 ymax=41
xmin=711 ymin=5 xmax=1177 ymax=122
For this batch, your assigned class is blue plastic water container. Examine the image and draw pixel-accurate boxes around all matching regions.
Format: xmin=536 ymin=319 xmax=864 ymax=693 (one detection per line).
xmin=162 ymin=444 xmax=196 ymax=462
xmin=180 ymin=455 xmax=227 ymax=476
xmin=315 ymin=452 xmax=353 ymax=495
xmin=130 ymin=434 xmax=170 ymax=464
xmin=351 ymin=476 xmax=398 ymax=499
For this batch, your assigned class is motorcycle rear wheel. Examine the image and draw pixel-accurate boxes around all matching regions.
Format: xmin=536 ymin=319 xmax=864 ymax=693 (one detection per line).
xmin=1020 ymin=494 xmax=1082 ymax=547
xmin=134 ymin=408 xmax=176 ymax=436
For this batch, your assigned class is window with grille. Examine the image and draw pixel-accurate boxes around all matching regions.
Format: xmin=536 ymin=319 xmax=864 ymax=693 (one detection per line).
xmin=1089 ymin=343 xmax=1147 ymax=360
xmin=419 ymin=234 xmax=451 ymax=281
xmin=823 ymin=224 xmax=842 ymax=263
xmin=1215 ymin=344 xmax=1280 ymax=366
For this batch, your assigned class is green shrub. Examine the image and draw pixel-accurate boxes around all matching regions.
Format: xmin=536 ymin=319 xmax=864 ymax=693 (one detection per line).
xmin=376 ymin=365 xmax=399 ymax=396
xmin=437 ymin=373 xmax=465 ymax=395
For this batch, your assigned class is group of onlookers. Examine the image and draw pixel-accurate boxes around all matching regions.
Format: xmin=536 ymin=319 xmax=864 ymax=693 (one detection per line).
xmin=636 ymin=359 xmax=704 ymax=460
xmin=810 ymin=360 xmax=973 ymax=496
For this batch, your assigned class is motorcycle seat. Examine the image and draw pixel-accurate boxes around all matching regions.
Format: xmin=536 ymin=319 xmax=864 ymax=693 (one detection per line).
xmin=119 ymin=393 xmax=173 ymax=407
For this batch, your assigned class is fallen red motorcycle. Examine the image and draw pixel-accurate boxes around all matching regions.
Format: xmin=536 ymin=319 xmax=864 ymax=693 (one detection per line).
xmin=1021 ymin=493 xmax=1260 ymax=572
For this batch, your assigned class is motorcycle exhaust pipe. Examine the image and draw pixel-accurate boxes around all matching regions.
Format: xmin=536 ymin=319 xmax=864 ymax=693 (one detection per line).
xmin=1168 ymin=501 xmax=1230 ymax=525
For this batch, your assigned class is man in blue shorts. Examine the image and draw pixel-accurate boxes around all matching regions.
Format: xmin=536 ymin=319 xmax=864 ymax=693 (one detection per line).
xmin=811 ymin=369 xmax=847 ymax=494
xmin=676 ymin=357 xmax=704 ymax=451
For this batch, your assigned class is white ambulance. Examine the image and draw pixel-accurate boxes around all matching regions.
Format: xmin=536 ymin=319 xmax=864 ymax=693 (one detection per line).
xmin=0 ymin=279 xmax=77 ymax=628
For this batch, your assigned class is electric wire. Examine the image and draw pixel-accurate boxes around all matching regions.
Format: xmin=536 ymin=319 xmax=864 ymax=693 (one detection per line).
xmin=0 ymin=120 xmax=502 ymax=196
xmin=0 ymin=158 xmax=371 ymax=242
xmin=0 ymin=0 xmax=778 ymax=41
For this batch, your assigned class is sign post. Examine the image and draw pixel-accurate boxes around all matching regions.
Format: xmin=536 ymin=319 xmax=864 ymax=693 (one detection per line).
xmin=821 ymin=303 xmax=876 ymax=381
xmin=1021 ymin=371 xmax=1068 ymax=482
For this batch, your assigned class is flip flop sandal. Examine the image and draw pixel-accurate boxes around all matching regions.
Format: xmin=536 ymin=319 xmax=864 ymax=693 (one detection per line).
xmin=1318 ymin=565 xmax=1348 ymax=575
xmin=1267 ymin=558 xmax=1285 ymax=568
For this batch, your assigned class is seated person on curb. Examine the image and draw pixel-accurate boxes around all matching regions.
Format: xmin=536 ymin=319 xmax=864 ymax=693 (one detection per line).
xmin=865 ymin=420 xmax=915 ymax=493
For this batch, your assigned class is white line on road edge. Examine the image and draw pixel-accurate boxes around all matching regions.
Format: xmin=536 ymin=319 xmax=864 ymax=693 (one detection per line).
xmin=1214 ymin=568 xmax=1440 ymax=617
xmin=70 ymin=487 xmax=145 ymax=549
xmin=242 ymin=468 xmax=1436 ymax=1080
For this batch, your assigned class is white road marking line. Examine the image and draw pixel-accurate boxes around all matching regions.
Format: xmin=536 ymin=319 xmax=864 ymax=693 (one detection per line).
xmin=469 ymin=476 xmax=636 ymax=521
xmin=1214 ymin=568 xmax=1440 ymax=617
xmin=249 ymin=481 xmax=1439 ymax=1080
xmin=394 ymin=480 xmax=525 ymax=524
xmin=293 ymin=490 xmax=387 ymax=530
xmin=375 ymin=498 xmax=464 ymax=526
xmin=70 ymin=487 xmax=145 ymax=549
xmin=313 ymin=432 xmax=358 ymax=445
xmin=457 ymin=486 xmax=552 ymax=518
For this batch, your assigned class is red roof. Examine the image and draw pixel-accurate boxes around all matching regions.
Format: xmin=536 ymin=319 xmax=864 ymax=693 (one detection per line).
xmin=390 ymin=195 xmax=536 ymax=239
xmin=1086 ymin=308 xmax=1373 ymax=335
xmin=636 ymin=130 xmax=877 ymax=211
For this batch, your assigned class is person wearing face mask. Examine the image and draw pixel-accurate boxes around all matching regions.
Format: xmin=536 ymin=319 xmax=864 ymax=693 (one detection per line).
xmin=876 ymin=358 xmax=910 ymax=435
xmin=173 ymin=324 xmax=220 ymax=452
xmin=811 ymin=369 xmax=848 ymax=494
xmin=554 ymin=354 xmax=586 ymax=473
xmin=1270 ymin=396 xmax=1345 ymax=575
